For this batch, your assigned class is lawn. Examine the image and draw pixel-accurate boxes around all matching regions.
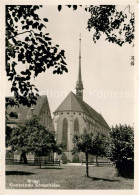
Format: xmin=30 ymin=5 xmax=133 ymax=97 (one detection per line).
xmin=6 ymin=164 xmax=134 ymax=189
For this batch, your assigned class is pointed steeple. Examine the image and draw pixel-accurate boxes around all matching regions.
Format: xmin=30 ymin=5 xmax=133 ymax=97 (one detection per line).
xmin=76 ymin=34 xmax=84 ymax=100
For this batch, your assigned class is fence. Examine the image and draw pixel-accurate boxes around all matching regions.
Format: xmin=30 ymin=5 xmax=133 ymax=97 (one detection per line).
xmin=81 ymin=161 xmax=113 ymax=166
xmin=6 ymin=158 xmax=60 ymax=166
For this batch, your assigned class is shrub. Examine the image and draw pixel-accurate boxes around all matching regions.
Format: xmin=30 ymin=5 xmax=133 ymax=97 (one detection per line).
xmin=72 ymin=154 xmax=80 ymax=163
xmin=109 ymin=124 xmax=134 ymax=178
xmin=61 ymin=153 xmax=68 ymax=164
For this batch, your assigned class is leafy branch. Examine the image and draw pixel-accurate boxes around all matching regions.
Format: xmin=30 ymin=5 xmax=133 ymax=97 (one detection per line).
xmin=8 ymin=30 xmax=35 ymax=40
xmin=57 ymin=5 xmax=134 ymax=47
xmin=6 ymin=5 xmax=68 ymax=107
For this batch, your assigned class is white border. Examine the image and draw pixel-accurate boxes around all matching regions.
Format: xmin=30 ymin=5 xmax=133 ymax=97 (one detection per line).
xmin=1 ymin=0 xmax=138 ymax=195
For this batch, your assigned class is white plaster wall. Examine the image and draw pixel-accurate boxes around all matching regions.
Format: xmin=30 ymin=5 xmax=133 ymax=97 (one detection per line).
xmin=53 ymin=111 xmax=110 ymax=162
xmin=54 ymin=111 xmax=86 ymax=151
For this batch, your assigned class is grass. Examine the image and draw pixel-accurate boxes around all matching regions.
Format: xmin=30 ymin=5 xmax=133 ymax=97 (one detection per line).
xmin=6 ymin=164 xmax=134 ymax=189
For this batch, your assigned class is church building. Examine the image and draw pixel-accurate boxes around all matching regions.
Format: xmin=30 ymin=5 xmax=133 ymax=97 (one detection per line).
xmin=53 ymin=37 xmax=110 ymax=162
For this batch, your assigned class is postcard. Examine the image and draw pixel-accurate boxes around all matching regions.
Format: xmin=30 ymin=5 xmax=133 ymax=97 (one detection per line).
xmin=0 ymin=0 xmax=138 ymax=195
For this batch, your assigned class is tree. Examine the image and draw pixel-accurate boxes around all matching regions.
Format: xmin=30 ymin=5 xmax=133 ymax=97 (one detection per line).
xmin=6 ymin=5 xmax=134 ymax=107
xmin=91 ymin=132 xmax=107 ymax=166
xmin=6 ymin=125 xmax=13 ymax=148
xmin=58 ymin=5 xmax=134 ymax=66
xmin=72 ymin=130 xmax=107 ymax=177
xmin=58 ymin=5 xmax=134 ymax=47
xmin=109 ymin=124 xmax=134 ymax=178
xmin=6 ymin=5 xmax=68 ymax=107
xmin=86 ymin=5 xmax=134 ymax=47
xmin=7 ymin=116 xmax=62 ymax=167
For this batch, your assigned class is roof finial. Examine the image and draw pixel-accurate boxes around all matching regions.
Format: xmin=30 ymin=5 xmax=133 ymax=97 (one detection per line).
xmin=79 ymin=33 xmax=82 ymax=82
xmin=76 ymin=33 xmax=84 ymax=100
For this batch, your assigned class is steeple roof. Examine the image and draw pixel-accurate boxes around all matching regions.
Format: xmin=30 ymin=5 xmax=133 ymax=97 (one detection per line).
xmin=77 ymin=34 xmax=82 ymax=84
xmin=76 ymin=34 xmax=84 ymax=100
xmin=54 ymin=91 xmax=110 ymax=129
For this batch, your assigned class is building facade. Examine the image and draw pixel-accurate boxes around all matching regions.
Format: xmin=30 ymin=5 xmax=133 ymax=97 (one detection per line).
xmin=53 ymin=37 xmax=110 ymax=162
xmin=6 ymin=95 xmax=53 ymax=131
xmin=6 ymin=95 xmax=54 ymax=161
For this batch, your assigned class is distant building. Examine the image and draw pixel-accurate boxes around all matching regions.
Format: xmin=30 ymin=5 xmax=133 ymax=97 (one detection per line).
xmin=6 ymin=95 xmax=54 ymax=161
xmin=6 ymin=95 xmax=53 ymax=131
xmin=53 ymin=37 xmax=110 ymax=162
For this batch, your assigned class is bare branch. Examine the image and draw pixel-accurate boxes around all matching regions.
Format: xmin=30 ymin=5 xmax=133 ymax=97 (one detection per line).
xmin=8 ymin=30 xmax=34 ymax=40
xmin=124 ymin=5 xmax=134 ymax=16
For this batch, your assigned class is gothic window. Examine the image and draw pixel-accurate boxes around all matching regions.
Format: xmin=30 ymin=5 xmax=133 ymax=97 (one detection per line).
xmin=74 ymin=118 xmax=79 ymax=135
xmin=62 ymin=118 xmax=68 ymax=150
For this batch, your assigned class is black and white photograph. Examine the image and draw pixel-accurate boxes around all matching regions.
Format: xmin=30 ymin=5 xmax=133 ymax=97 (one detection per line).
xmin=1 ymin=0 xmax=137 ymax=193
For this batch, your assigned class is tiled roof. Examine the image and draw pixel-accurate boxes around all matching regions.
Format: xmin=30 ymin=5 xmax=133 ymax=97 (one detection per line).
xmin=6 ymin=96 xmax=49 ymax=122
xmin=54 ymin=91 xmax=110 ymax=129
xmin=54 ymin=92 xmax=84 ymax=113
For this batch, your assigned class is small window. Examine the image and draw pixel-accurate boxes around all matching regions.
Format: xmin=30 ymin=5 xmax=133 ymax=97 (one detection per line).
xmin=61 ymin=113 xmax=63 ymax=115
xmin=67 ymin=112 xmax=69 ymax=114
xmin=79 ymin=113 xmax=81 ymax=115
xmin=9 ymin=111 xmax=18 ymax=119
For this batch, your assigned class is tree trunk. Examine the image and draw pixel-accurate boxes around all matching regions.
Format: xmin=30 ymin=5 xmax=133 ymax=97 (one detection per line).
xmin=86 ymin=153 xmax=89 ymax=177
xmin=96 ymin=155 xmax=98 ymax=167
xmin=39 ymin=156 xmax=41 ymax=169
xmin=21 ymin=152 xmax=28 ymax=164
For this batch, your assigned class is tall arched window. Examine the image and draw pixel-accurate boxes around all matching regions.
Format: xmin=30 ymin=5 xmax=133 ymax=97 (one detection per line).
xmin=74 ymin=118 xmax=79 ymax=135
xmin=62 ymin=118 xmax=68 ymax=151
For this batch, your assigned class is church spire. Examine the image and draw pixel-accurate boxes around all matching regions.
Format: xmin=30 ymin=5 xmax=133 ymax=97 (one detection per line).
xmin=76 ymin=34 xmax=84 ymax=100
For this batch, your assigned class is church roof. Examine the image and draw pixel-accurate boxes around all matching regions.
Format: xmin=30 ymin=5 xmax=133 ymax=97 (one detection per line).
xmin=54 ymin=92 xmax=83 ymax=113
xmin=54 ymin=91 xmax=110 ymax=129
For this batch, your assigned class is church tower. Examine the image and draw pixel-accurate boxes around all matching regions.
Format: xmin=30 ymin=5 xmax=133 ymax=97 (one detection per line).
xmin=53 ymin=35 xmax=110 ymax=163
xmin=76 ymin=34 xmax=84 ymax=100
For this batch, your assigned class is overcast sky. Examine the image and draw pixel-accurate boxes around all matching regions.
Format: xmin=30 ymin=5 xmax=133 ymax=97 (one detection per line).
xmin=5 ymin=5 xmax=134 ymax=127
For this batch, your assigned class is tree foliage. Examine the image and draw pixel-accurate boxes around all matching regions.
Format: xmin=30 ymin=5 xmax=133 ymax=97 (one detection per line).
xmin=6 ymin=5 xmax=68 ymax=107
xmin=109 ymin=124 xmax=134 ymax=178
xmin=6 ymin=125 xmax=13 ymax=147
xmin=86 ymin=5 xmax=134 ymax=46
xmin=6 ymin=5 xmax=134 ymax=107
xmin=58 ymin=5 xmax=134 ymax=47
xmin=7 ymin=116 xmax=62 ymax=164
xmin=73 ymin=130 xmax=107 ymax=177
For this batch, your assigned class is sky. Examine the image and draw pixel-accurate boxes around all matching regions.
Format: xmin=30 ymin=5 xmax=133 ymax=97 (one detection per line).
xmin=5 ymin=5 xmax=134 ymax=127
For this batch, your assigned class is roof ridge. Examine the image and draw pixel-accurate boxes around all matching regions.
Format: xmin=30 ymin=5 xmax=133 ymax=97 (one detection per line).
xmin=70 ymin=91 xmax=72 ymax=109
